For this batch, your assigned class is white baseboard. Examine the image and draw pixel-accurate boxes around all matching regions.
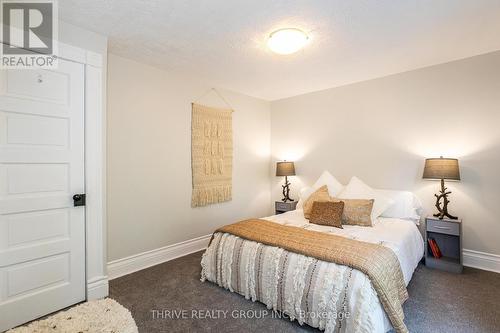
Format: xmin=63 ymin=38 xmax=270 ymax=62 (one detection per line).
xmin=463 ymin=249 xmax=500 ymax=273
xmin=87 ymin=275 xmax=109 ymax=300
xmin=107 ymin=234 xmax=211 ymax=280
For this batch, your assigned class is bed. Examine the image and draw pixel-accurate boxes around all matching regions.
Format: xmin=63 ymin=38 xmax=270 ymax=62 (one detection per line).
xmin=201 ymin=209 xmax=423 ymax=333
xmin=201 ymin=173 xmax=424 ymax=333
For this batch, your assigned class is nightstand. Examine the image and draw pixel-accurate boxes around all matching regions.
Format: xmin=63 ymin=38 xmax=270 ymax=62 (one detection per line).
xmin=425 ymin=216 xmax=463 ymax=273
xmin=275 ymin=201 xmax=297 ymax=215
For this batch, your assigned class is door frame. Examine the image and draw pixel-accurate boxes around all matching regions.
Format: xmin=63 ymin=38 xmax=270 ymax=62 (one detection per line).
xmin=57 ymin=42 xmax=108 ymax=300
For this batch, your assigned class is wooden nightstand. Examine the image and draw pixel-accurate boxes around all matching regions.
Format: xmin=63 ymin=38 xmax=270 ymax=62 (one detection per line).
xmin=275 ymin=201 xmax=297 ymax=215
xmin=425 ymin=216 xmax=463 ymax=273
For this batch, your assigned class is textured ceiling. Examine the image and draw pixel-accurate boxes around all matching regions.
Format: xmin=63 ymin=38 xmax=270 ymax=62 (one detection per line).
xmin=59 ymin=0 xmax=500 ymax=100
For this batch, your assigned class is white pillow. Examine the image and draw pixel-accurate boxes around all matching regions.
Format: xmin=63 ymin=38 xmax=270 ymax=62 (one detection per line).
xmin=376 ymin=189 xmax=422 ymax=221
xmin=338 ymin=176 xmax=394 ymax=222
xmin=312 ymin=171 xmax=344 ymax=197
xmin=297 ymin=171 xmax=344 ymax=209
xmin=296 ymin=187 xmax=314 ymax=209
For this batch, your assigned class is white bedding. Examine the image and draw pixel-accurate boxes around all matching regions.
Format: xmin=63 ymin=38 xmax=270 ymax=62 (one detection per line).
xmin=264 ymin=209 xmax=424 ymax=331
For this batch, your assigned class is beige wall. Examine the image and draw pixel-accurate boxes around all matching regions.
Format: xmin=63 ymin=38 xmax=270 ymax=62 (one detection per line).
xmin=108 ymin=50 xmax=500 ymax=260
xmin=271 ymin=51 xmax=500 ymax=256
xmin=107 ymin=54 xmax=272 ymax=261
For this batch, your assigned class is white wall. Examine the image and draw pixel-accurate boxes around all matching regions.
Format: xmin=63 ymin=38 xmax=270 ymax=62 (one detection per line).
xmin=107 ymin=54 xmax=271 ymax=261
xmin=271 ymin=51 xmax=500 ymax=256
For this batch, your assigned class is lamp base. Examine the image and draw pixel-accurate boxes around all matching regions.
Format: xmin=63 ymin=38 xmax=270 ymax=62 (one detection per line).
xmin=433 ymin=211 xmax=458 ymax=220
xmin=434 ymin=179 xmax=458 ymax=220
xmin=281 ymin=176 xmax=293 ymax=202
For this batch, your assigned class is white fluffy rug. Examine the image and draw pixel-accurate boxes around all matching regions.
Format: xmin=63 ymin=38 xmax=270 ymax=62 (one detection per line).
xmin=8 ymin=298 xmax=138 ymax=333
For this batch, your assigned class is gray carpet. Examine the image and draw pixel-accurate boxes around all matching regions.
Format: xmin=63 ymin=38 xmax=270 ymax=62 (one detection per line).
xmin=109 ymin=251 xmax=500 ymax=333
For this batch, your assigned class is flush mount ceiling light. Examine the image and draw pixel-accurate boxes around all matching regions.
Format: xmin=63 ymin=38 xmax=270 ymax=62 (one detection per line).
xmin=267 ymin=28 xmax=309 ymax=55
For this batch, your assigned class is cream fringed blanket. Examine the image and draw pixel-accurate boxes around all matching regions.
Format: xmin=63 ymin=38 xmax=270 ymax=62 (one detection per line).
xmin=191 ymin=103 xmax=233 ymax=207
xmin=204 ymin=219 xmax=409 ymax=333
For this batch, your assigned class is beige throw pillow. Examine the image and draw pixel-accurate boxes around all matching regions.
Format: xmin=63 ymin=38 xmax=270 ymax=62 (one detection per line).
xmin=334 ymin=198 xmax=375 ymax=227
xmin=309 ymin=201 xmax=344 ymax=228
xmin=303 ymin=185 xmax=332 ymax=219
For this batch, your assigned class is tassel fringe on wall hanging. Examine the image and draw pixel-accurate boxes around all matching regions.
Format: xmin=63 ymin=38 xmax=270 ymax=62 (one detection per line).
xmin=191 ymin=101 xmax=233 ymax=207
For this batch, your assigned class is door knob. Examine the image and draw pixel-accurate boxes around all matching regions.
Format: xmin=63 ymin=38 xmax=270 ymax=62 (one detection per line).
xmin=73 ymin=194 xmax=86 ymax=207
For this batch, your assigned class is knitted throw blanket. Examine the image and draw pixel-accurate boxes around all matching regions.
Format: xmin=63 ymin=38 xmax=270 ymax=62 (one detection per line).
xmin=213 ymin=219 xmax=409 ymax=333
xmin=191 ymin=103 xmax=232 ymax=207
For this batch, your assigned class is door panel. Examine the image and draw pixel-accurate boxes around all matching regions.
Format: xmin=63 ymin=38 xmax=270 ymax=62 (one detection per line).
xmin=3 ymin=69 xmax=69 ymax=104
xmin=4 ymin=209 xmax=69 ymax=247
xmin=0 ymin=59 xmax=85 ymax=331
xmin=5 ymin=253 xmax=69 ymax=298
xmin=5 ymin=163 xmax=69 ymax=194
xmin=4 ymin=112 xmax=69 ymax=146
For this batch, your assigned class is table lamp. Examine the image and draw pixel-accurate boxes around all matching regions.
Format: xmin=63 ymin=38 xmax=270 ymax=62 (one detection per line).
xmin=276 ymin=161 xmax=295 ymax=202
xmin=423 ymin=156 xmax=460 ymax=220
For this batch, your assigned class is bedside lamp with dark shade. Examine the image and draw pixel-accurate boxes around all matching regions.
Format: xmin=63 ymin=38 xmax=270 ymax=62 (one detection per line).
xmin=423 ymin=157 xmax=461 ymax=220
xmin=276 ymin=161 xmax=295 ymax=202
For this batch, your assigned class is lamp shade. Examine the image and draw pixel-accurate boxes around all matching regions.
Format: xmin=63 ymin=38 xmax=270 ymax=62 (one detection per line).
xmin=423 ymin=157 xmax=460 ymax=180
xmin=276 ymin=161 xmax=295 ymax=176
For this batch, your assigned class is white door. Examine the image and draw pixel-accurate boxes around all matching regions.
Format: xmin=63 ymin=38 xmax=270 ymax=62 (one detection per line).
xmin=0 ymin=59 xmax=86 ymax=331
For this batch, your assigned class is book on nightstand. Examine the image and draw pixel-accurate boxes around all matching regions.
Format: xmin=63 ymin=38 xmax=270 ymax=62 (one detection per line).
xmin=428 ymin=238 xmax=442 ymax=259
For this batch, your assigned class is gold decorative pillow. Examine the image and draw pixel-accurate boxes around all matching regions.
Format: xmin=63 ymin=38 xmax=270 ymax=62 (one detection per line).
xmin=334 ymin=198 xmax=375 ymax=227
xmin=309 ymin=201 xmax=344 ymax=228
xmin=303 ymin=185 xmax=332 ymax=219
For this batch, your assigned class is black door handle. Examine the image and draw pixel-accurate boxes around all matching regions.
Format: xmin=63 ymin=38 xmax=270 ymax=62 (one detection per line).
xmin=73 ymin=194 xmax=86 ymax=207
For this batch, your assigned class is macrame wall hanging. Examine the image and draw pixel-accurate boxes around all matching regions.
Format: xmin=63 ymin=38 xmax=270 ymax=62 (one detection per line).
xmin=191 ymin=89 xmax=233 ymax=207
